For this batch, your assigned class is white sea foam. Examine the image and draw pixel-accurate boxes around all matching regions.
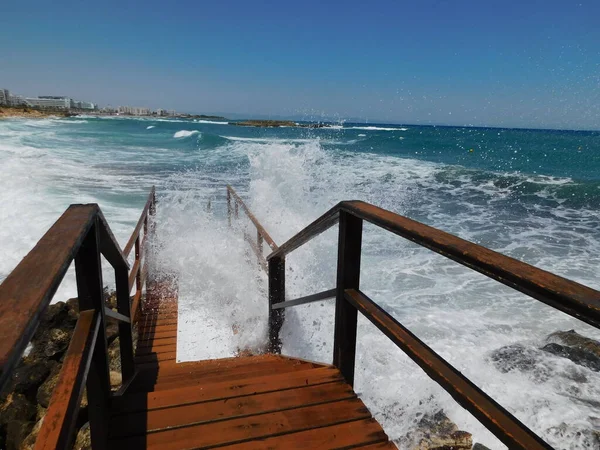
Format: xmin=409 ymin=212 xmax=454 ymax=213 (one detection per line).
xmin=173 ymin=130 xmax=200 ymax=138
xmin=358 ymin=133 xmax=367 ymax=137
xmin=221 ymin=136 xmax=316 ymax=143
xmin=195 ymin=120 xmax=229 ymax=125
xmin=147 ymin=125 xmax=155 ymax=129
xmin=350 ymin=126 xmax=408 ymax=131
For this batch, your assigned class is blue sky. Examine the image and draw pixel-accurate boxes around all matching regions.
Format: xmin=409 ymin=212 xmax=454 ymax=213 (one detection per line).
xmin=1 ymin=1 xmax=599 ymax=129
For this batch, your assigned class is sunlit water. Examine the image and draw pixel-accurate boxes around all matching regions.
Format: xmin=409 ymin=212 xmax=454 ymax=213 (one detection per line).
xmin=1 ymin=116 xmax=599 ymax=448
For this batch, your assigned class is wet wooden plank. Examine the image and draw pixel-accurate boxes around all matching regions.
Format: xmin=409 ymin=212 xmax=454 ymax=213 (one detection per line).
xmin=112 ymin=367 xmax=343 ymax=414
xmin=109 ymin=397 xmax=371 ymax=449
xmin=110 ymin=381 xmax=355 ymax=438
xmin=135 ymin=337 xmax=177 ymax=351
xmin=129 ymin=360 xmax=317 ymax=392
xmin=218 ymin=418 xmax=390 ymax=449
xmin=356 ymin=442 xmax=398 ymax=449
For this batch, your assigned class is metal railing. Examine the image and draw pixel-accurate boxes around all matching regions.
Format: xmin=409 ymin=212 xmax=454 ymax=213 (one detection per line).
xmin=265 ymin=199 xmax=600 ymax=450
xmin=227 ymin=185 xmax=278 ymax=272
xmin=0 ymin=187 xmax=156 ymax=449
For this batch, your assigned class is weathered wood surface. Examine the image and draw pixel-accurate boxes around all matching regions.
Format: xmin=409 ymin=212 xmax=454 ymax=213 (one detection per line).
xmin=109 ymin=279 xmax=396 ymax=449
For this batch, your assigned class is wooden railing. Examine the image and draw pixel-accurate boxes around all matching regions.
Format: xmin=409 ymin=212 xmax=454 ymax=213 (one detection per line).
xmin=265 ymin=199 xmax=600 ymax=450
xmin=227 ymin=185 xmax=278 ymax=272
xmin=0 ymin=187 xmax=156 ymax=450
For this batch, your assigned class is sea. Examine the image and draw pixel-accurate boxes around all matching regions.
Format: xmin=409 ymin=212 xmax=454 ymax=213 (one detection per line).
xmin=1 ymin=116 xmax=599 ymax=449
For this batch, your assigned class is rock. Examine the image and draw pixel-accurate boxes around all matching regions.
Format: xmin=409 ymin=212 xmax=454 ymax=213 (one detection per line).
xmin=66 ymin=297 xmax=79 ymax=313
xmin=31 ymin=326 xmax=73 ymax=360
xmin=11 ymin=359 xmax=56 ymax=397
xmin=108 ymin=337 xmax=121 ymax=372
xmin=489 ymin=344 xmax=538 ymax=373
xmin=74 ymin=422 xmax=92 ymax=450
xmin=105 ymin=318 xmax=120 ymax=345
xmin=404 ymin=411 xmax=472 ymax=450
xmin=231 ymin=120 xmax=297 ymax=128
xmin=110 ymin=370 xmax=123 ymax=388
xmin=0 ymin=393 xmax=37 ymax=426
xmin=473 ymin=443 xmax=492 ymax=450
xmin=543 ymin=330 xmax=600 ymax=372
xmin=6 ymin=420 xmax=33 ymax=450
xmin=36 ymin=364 xmax=61 ymax=408
xmin=20 ymin=417 xmax=44 ymax=450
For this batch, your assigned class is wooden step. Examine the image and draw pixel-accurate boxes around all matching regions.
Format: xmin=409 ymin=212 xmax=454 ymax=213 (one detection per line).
xmin=217 ymin=418 xmax=390 ymax=449
xmin=109 ymin=397 xmax=371 ymax=449
xmin=110 ymin=381 xmax=355 ymax=438
xmin=111 ymin=366 xmax=343 ymax=414
xmin=128 ymin=358 xmax=319 ymax=393
xmin=135 ymin=345 xmax=176 ymax=357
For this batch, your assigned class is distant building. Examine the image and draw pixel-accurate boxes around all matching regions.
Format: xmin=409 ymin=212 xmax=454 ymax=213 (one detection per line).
xmin=118 ymin=106 xmax=150 ymax=116
xmin=9 ymin=95 xmax=28 ymax=106
xmin=73 ymin=101 xmax=96 ymax=110
xmin=26 ymin=96 xmax=73 ymax=109
xmin=156 ymin=109 xmax=165 ymax=116
xmin=0 ymin=89 xmax=10 ymax=105
xmin=167 ymin=110 xmax=176 ymax=116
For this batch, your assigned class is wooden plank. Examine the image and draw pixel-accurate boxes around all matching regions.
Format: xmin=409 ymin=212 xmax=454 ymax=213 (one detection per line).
xmin=35 ymin=311 xmax=99 ymax=450
xmin=110 ymin=381 xmax=355 ymax=438
xmin=111 ymin=367 xmax=342 ymax=414
xmin=129 ymin=360 xmax=317 ymax=392
xmin=109 ymin=397 xmax=371 ymax=449
xmin=218 ymin=418 xmax=389 ymax=449
xmin=134 ymin=352 xmax=176 ymax=364
xmin=356 ymin=442 xmax=398 ymax=449
xmin=137 ymin=324 xmax=177 ymax=334
xmin=135 ymin=337 xmax=177 ymax=351
xmin=135 ymin=345 xmax=176 ymax=356
xmin=138 ymin=329 xmax=177 ymax=340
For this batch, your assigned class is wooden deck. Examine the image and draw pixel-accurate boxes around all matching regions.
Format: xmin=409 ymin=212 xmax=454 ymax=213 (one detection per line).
xmin=109 ymin=284 xmax=396 ymax=449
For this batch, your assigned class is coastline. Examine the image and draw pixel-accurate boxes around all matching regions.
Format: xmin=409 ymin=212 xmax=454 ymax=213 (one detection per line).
xmin=0 ymin=106 xmax=74 ymax=119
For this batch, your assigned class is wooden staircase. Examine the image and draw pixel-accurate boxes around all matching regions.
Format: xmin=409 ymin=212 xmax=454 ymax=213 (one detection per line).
xmin=108 ymin=284 xmax=396 ymax=449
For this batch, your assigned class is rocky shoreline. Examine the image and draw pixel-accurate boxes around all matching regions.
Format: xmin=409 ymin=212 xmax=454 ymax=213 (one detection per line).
xmin=0 ymin=106 xmax=76 ymax=119
xmin=230 ymin=119 xmax=331 ymax=128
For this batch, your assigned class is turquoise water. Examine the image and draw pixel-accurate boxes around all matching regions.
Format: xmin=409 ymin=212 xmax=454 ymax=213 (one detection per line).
xmin=1 ymin=116 xmax=599 ymax=448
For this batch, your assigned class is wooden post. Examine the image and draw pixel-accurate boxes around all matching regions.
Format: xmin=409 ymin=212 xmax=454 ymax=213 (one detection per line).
xmin=114 ymin=264 xmax=135 ymax=383
xmin=234 ymin=201 xmax=239 ymax=220
xmin=74 ymin=220 xmax=110 ymax=449
xmin=268 ymin=256 xmax=285 ymax=353
xmin=227 ymin=189 xmax=232 ymax=227
xmin=333 ymin=211 xmax=362 ymax=386
xmin=257 ymin=230 xmax=264 ymax=268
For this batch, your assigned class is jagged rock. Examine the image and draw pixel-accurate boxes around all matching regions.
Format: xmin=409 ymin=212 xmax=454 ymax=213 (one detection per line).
xmin=110 ymin=370 xmax=123 ymax=388
xmin=6 ymin=420 xmax=33 ymax=450
xmin=66 ymin=297 xmax=79 ymax=314
xmin=405 ymin=411 xmax=472 ymax=450
xmin=489 ymin=344 xmax=537 ymax=373
xmin=0 ymin=393 xmax=37 ymax=426
xmin=543 ymin=330 xmax=600 ymax=372
xmin=473 ymin=443 xmax=492 ymax=450
xmin=32 ymin=327 xmax=73 ymax=360
xmin=20 ymin=417 xmax=44 ymax=450
xmin=11 ymin=359 xmax=56 ymax=397
xmin=105 ymin=318 xmax=120 ymax=345
xmin=108 ymin=337 xmax=121 ymax=372
xmin=36 ymin=364 xmax=61 ymax=408
xmin=74 ymin=422 xmax=91 ymax=450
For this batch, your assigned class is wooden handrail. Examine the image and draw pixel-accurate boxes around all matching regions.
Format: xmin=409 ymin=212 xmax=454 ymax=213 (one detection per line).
xmin=267 ymin=199 xmax=600 ymax=450
xmin=0 ymin=186 xmax=157 ymax=449
xmin=0 ymin=205 xmax=98 ymax=388
xmin=123 ymin=186 xmax=156 ymax=257
xmin=268 ymin=200 xmax=600 ymax=328
xmin=35 ymin=310 xmax=99 ymax=450
xmin=227 ymin=185 xmax=278 ymax=251
xmin=344 ymin=288 xmax=552 ymax=450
